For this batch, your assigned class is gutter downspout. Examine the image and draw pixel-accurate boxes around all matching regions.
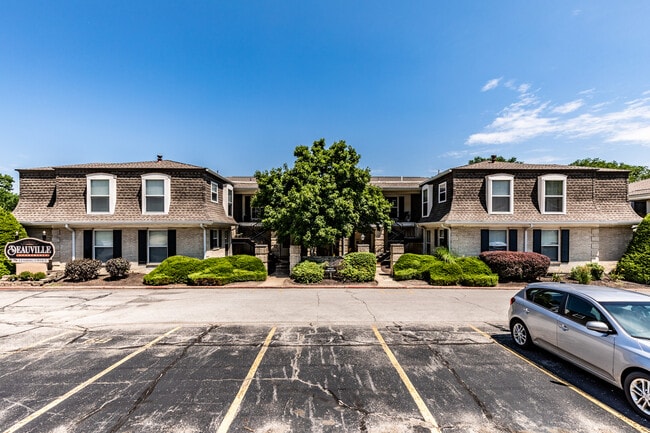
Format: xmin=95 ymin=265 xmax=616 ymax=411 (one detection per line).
xmin=200 ymin=224 xmax=207 ymax=258
xmin=524 ymin=223 xmax=533 ymax=252
xmin=64 ymin=224 xmax=75 ymax=261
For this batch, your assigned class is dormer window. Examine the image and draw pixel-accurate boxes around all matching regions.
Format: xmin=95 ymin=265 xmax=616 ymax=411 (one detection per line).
xmin=486 ymin=174 xmax=514 ymax=214
xmin=224 ymin=184 xmax=234 ymax=217
xmin=422 ymin=185 xmax=432 ymax=217
xmin=142 ymin=174 xmax=171 ymax=214
xmin=87 ymin=174 xmax=116 ymax=214
xmin=211 ymin=181 xmax=219 ymax=203
xmin=438 ymin=182 xmax=447 ymax=203
xmin=539 ymin=174 xmax=567 ymax=214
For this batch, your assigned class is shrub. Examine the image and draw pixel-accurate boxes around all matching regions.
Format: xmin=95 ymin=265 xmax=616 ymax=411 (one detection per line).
xmin=227 ymin=255 xmax=266 ymax=273
xmin=291 ymin=261 xmax=325 ymax=284
xmin=393 ymin=253 xmax=437 ymax=281
xmin=33 ymin=271 xmax=46 ymax=281
xmin=456 ymin=256 xmax=498 ymax=287
xmin=143 ymin=256 xmax=203 ymax=285
xmin=433 ymin=247 xmax=455 ymax=263
xmin=65 ymin=259 xmax=102 ymax=282
xmin=338 ymin=252 xmax=376 ymax=282
xmin=0 ymin=208 xmax=26 ymax=277
xmin=585 ymin=262 xmax=604 ymax=280
xmin=479 ymin=251 xmax=550 ymax=282
xmin=616 ymin=216 xmax=650 ymax=285
xmin=570 ymin=265 xmax=592 ymax=284
xmin=0 ymin=257 xmax=14 ymax=278
xmin=460 ymin=274 xmax=499 ymax=287
xmin=423 ymin=261 xmax=463 ymax=286
xmin=18 ymin=271 xmax=33 ymax=281
xmin=106 ymin=257 xmax=131 ymax=278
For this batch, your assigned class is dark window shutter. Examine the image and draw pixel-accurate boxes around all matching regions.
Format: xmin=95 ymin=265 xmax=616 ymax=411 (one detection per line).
xmin=209 ymin=229 xmax=216 ymax=249
xmin=398 ymin=196 xmax=405 ymax=218
xmin=508 ymin=229 xmax=518 ymax=252
xmin=168 ymin=229 xmax=176 ymax=257
xmin=533 ymin=229 xmax=542 ymax=254
xmin=561 ymin=229 xmax=570 ymax=263
xmin=480 ymin=229 xmax=489 ymax=252
xmin=83 ymin=230 xmax=93 ymax=259
xmin=113 ymin=230 xmax=122 ymax=258
xmin=434 ymin=229 xmax=438 ymax=248
xmin=138 ymin=230 xmax=147 ymax=264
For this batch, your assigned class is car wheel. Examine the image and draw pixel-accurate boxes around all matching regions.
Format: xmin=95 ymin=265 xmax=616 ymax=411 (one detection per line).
xmin=510 ymin=319 xmax=533 ymax=349
xmin=625 ymin=371 xmax=650 ymax=419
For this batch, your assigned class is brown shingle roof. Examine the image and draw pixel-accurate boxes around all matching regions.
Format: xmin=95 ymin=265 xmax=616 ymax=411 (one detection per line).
xmin=629 ymin=178 xmax=650 ymax=199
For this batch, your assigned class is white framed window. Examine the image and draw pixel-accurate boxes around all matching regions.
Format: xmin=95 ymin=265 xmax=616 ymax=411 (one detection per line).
xmin=539 ymin=174 xmax=567 ymax=214
xmin=211 ymin=181 xmax=219 ymax=203
xmin=94 ymin=230 xmax=113 ymax=262
xmin=387 ymin=197 xmax=399 ymax=219
xmin=541 ymin=230 xmax=559 ymax=261
xmin=486 ymin=174 xmax=514 ymax=214
xmin=488 ymin=230 xmax=507 ymax=251
xmin=438 ymin=182 xmax=447 ymax=203
xmin=142 ymin=174 xmax=171 ymax=214
xmin=422 ymin=185 xmax=431 ymax=217
xmin=148 ymin=230 xmax=168 ymax=263
xmin=223 ymin=184 xmax=234 ymax=217
xmin=87 ymin=174 xmax=116 ymax=214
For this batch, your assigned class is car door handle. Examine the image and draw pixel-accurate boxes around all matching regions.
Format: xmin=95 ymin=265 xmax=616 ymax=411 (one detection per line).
xmin=559 ymin=324 xmax=569 ymax=331
xmin=524 ymin=308 xmax=530 ymax=314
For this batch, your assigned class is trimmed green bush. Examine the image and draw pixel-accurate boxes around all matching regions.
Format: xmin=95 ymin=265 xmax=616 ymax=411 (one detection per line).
xmin=616 ymin=216 xmax=650 ymax=285
xmin=18 ymin=271 xmax=33 ymax=281
xmin=393 ymin=253 xmax=437 ymax=281
xmin=106 ymin=257 xmax=131 ymax=278
xmin=65 ymin=259 xmax=102 ymax=282
xmin=585 ymin=262 xmax=604 ymax=280
xmin=570 ymin=265 xmax=592 ymax=284
xmin=147 ymin=255 xmax=267 ymax=286
xmin=143 ymin=256 xmax=203 ymax=285
xmin=33 ymin=271 xmax=46 ymax=281
xmin=456 ymin=256 xmax=498 ymax=287
xmin=479 ymin=251 xmax=550 ymax=282
xmin=291 ymin=261 xmax=325 ymax=284
xmin=338 ymin=252 xmax=376 ymax=282
xmin=460 ymin=274 xmax=499 ymax=287
xmin=423 ymin=261 xmax=463 ymax=286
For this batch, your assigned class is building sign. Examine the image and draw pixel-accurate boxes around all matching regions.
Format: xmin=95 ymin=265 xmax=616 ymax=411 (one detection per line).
xmin=4 ymin=238 xmax=55 ymax=263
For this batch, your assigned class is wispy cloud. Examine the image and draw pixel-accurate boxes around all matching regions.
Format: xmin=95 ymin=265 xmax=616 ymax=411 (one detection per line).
xmin=467 ymin=84 xmax=650 ymax=147
xmin=481 ymin=77 xmax=502 ymax=92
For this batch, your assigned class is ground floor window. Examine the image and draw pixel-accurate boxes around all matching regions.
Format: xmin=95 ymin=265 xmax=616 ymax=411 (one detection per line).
xmin=149 ymin=230 xmax=168 ymax=263
xmin=94 ymin=230 xmax=113 ymax=262
xmin=424 ymin=230 xmax=432 ymax=254
xmin=541 ymin=230 xmax=559 ymax=261
xmin=210 ymin=229 xmax=231 ymax=252
xmin=488 ymin=230 xmax=507 ymax=251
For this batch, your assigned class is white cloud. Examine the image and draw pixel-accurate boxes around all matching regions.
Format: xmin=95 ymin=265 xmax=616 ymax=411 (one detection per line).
xmin=481 ymin=78 xmax=502 ymax=92
xmin=467 ymin=87 xmax=650 ymax=147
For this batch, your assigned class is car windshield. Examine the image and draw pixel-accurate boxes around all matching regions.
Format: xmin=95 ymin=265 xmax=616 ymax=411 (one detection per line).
xmin=601 ymin=302 xmax=650 ymax=339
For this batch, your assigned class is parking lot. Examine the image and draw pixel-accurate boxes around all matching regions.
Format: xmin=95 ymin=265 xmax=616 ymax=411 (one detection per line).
xmin=1 ymin=288 xmax=650 ymax=432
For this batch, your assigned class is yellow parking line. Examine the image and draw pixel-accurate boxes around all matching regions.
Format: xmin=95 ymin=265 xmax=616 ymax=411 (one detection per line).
xmin=216 ymin=327 xmax=276 ymax=433
xmin=470 ymin=325 xmax=650 ymax=433
xmin=0 ymin=330 xmax=76 ymax=359
xmin=2 ymin=326 xmax=181 ymax=433
xmin=373 ymin=326 xmax=441 ymax=433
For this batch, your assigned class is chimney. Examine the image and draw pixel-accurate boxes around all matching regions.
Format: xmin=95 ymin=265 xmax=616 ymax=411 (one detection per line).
xmin=490 ymin=155 xmax=497 ymax=163
xmin=157 ymin=155 xmax=163 ymax=162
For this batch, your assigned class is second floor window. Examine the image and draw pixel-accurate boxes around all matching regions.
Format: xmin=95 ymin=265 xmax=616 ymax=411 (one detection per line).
xmin=422 ymin=187 xmax=430 ymax=217
xmin=211 ymin=182 xmax=219 ymax=203
xmin=539 ymin=175 xmax=567 ymax=214
xmin=87 ymin=174 xmax=116 ymax=214
xmin=142 ymin=174 xmax=171 ymax=214
xmin=388 ymin=197 xmax=399 ymax=219
xmin=487 ymin=175 xmax=514 ymax=214
xmin=438 ymin=182 xmax=447 ymax=203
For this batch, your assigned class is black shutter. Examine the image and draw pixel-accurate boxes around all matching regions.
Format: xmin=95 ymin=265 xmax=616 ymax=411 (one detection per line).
xmin=138 ymin=230 xmax=147 ymax=264
xmin=533 ymin=229 xmax=542 ymax=254
xmin=508 ymin=229 xmax=518 ymax=252
xmin=168 ymin=229 xmax=176 ymax=257
xmin=209 ymin=229 xmax=216 ymax=249
xmin=398 ymin=196 xmax=405 ymax=219
xmin=83 ymin=230 xmax=93 ymax=259
xmin=113 ymin=230 xmax=122 ymax=258
xmin=480 ymin=229 xmax=489 ymax=252
xmin=433 ymin=229 xmax=438 ymax=248
xmin=561 ymin=229 xmax=570 ymax=263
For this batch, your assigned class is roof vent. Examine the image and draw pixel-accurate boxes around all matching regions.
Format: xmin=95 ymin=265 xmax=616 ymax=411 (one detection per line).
xmin=490 ymin=155 xmax=497 ymax=163
xmin=157 ymin=155 xmax=163 ymax=162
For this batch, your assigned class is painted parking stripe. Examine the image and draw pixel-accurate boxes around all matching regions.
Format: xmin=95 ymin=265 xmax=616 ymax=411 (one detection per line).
xmin=0 ymin=330 xmax=76 ymax=359
xmin=373 ymin=326 xmax=441 ymax=433
xmin=470 ymin=326 xmax=650 ymax=433
xmin=2 ymin=326 xmax=181 ymax=433
xmin=216 ymin=326 xmax=276 ymax=433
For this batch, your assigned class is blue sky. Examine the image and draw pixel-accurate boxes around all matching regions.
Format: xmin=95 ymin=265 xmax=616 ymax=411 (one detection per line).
xmin=2 ymin=1 xmax=650 ymax=181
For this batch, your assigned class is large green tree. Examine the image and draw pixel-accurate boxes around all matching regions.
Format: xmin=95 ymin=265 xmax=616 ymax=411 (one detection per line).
xmin=253 ymin=139 xmax=393 ymax=249
xmin=468 ymin=156 xmax=520 ymax=164
xmin=0 ymin=174 xmax=19 ymax=211
xmin=0 ymin=207 xmax=27 ymax=276
xmin=570 ymin=158 xmax=650 ymax=183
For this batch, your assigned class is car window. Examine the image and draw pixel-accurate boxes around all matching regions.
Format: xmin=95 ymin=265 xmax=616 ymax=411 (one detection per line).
xmin=527 ymin=289 xmax=565 ymax=313
xmin=564 ymin=295 xmax=603 ymax=326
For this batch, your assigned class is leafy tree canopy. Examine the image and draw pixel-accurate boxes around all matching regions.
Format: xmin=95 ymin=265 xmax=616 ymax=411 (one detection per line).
xmin=0 ymin=174 xmax=18 ymax=211
xmin=0 ymin=207 xmax=27 ymax=277
xmin=468 ymin=156 xmax=520 ymax=164
xmin=253 ymin=139 xmax=393 ymax=249
xmin=569 ymin=158 xmax=650 ymax=183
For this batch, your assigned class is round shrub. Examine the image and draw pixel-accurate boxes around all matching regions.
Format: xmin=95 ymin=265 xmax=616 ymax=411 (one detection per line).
xmin=18 ymin=271 xmax=33 ymax=281
xmin=291 ymin=261 xmax=324 ymax=284
xmin=143 ymin=256 xmax=203 ymax=285
xmin=393 ymin=253 xmax=437 ymax=281
xmin=423 ymin=261 xmax=463 ymax=286
xmin=33 ymin=271 xmax=46 ymax=281
xmin=460 ymin=274 xmax=499 ymax=287
xmin=585 ymin=262 xmax=604 ymax=280
xmin=479 ymin=251 xmax=550 ymax=282
xmin=65 ymin=259 xmax=102 ymax=282
xmin=338 ymin=252 xmax=376 ymax=282
xmin=106 ymin=257 xmax=131 ymax=278
xmin=570 ymin=265 xmax=592 ymax=284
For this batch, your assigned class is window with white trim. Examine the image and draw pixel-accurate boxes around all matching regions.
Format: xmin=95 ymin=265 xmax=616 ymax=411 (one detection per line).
xmin=223 ymin=184 xmax=234 ymax=217
xmin=488 ymin=230 xmax=507 ymax=251
xmin=148 ymin=230 xmax=168 ymax=263
xmin=94 ymin=230 xmax=113 ymax=262
xmin=438 ymin=182 xmax=447 ymax=203
xmin=539 ymin=174 xmax=566 ymax=214
xmin=387 ymin=197 xmax=399 ymax=219
xmin=211 ymin=181 xmax=219 ymax=203
xmin=487 ymin=175 xmax=514 ymax=214
xmin=541 ymin=230 xmax=559 ymax=261
xmin=142 ymin=174 xmax=171 ymax=214
xmin=422 ymin=186 xmax=430 ymax=217
xmin=87 ymin=174 xmax=116 ymax=214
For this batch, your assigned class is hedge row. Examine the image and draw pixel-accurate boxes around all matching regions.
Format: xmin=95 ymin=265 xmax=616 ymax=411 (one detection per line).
xmin=393 ymin=252 xmax=498 ymax=287
xmin=291 ymin=252 xmax=377 ymax=284
xmin=143 ymin=255 xmax=266 ymax=286
xmin=478 ymin=251 xmax=550 ymax=282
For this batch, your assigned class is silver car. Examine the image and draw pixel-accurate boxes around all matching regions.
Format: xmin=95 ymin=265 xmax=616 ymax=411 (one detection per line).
xmin=508 ymin=282 xmax=650 ymax=419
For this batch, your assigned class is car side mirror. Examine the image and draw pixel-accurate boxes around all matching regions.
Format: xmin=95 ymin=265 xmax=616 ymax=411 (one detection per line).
xmin=586 ymin=321 xmax=611 ymax=334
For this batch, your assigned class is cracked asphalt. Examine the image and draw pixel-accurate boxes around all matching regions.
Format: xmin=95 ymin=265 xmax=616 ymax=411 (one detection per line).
xmin=1 ymin=288 xmax=650 ymax=432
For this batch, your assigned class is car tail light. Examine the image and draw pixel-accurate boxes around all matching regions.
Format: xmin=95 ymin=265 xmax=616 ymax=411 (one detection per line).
xmin=510 ymin=297 xmax=516 ymax=305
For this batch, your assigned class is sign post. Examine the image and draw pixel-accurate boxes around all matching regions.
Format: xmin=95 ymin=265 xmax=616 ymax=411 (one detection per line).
xmin=4 ymin=237 xmax=55 ymax=275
